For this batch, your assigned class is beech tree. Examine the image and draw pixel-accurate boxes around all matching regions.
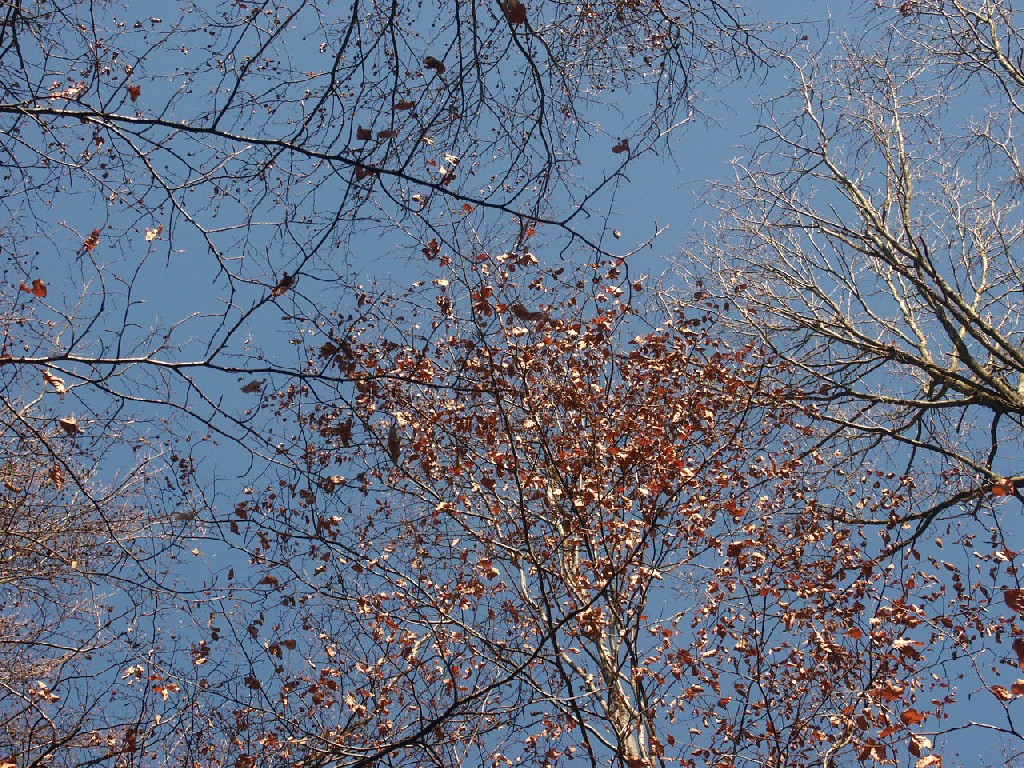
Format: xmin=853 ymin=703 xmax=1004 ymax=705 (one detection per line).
xmin=200 ymin=254 xmax=1002 ymax=768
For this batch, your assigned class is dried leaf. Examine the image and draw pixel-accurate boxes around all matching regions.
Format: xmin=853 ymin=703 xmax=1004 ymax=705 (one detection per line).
xmin=58 ymin=416 xmax=83 ymax=436
xmin=424 ymin=56 xmax=446 ymax=74
xmin=243 ymin=674 xmax=262 ymax=690
xmin=354 ymin=165 xmax=376 ymax=181
xmin=387 ymin=422 xmax=401 ymax=463
xmin=612 ymin=138 xmax=630 ymax=154
xmin=995 ymin=547 xmax=1017 ymax=562
xmin=83 ymin=228 xmax=102 ymax=252
xmin=857 ymin=741 xmax=886 ymax=762
xmin=892 ymin=637 xmax=923 ymax=659
xmin=43 ymin=370 xmax=67 ymax=394
xmin=356 ymin=125 xmax=373 ymax=141
xmin=915 ymin=756 xmax=942 ymax=768
xmin=613 ymin=229 xmax=622 ymax=239
xmin=1014 ymin=637 xmax=1024 ymax=666
xmin=145 ymin=224 xmax=163 ymax=241
xmin=271 ymin=272 xmax=296 ymax=297
xmin=52 ymin=82 xmax=86 ymax=100
xmin=377 ymin=129 xmax=398 ymax=139
xmin=50 ymin=463 xmax=66 ymax=489
xmin=1011 ymin=679 xmax=1024 ymax=695
xmin=128 ymin=84 xmax=142 ymax=102
xmin=501 ymin=0 xmax=527 ymax=25
xmin=240 ymin=379 xmax=264 ymax=394
xmin=394 ymin=99 xmax=415 ymax=111
xmin=20 ymin=278 xmax=48 ymax=298
xmin=510 ymin=302 xmax=546 ymax=322
xmin=991 ymin=684 xmax=1014 ymax=701
xmin=1005 ymin=589 xmax=1024 ymax=614
xmin=908 ymin=734 xmax=932 ymax=758
xmin=993 ymin=478 xmax=1017 ymax=497
xmin=900 ymin=708 xmax=926 ymax=725
xmin=321 ymin=475 xmax=346 ymax=493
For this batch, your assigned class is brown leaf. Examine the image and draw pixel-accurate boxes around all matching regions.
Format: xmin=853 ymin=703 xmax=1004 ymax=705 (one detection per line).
xmin=995 ymin=547 xmax=1017 ymax=562
xmin=501 ymin=0 xmax=527 ymax=25
xmin=1012 ymin=679 xmax=1024 ymax=695
xmin=243 ymin=674 xmax=262 ymax=690
xmin=424 ymin=56 xmax=446 ymax=74
xmin=43 ymin=370 xmax=67 ymax=394
xmin=915 ymin=756 xmax=942 ymax=768
xmin=83 ymin=228 xmax=102 ymax=252
xmin=58 ymin=416 xmax=83 ymax=436
xmin=1014 ymin=637 xmax=1024 ymax=666
xmin=908 ymin=734 xmax=932 ymax=758
xmin=510 ymin=302 xmax=546 ymax=322
xmin=271 ymin=272 xmax=296 ymax=297
xmin=377 ymin=129 xmax=398 ymax=139
xmin=993 ymin=478 xmax=1017 ymax=497
xmin=321 ymin=475 xmax=346 ymax=493
xmin=857 ymin=741 xmax=887 ymax=762
xmin=354 ymin=165 xmax=377 ymax=181
xmin=121 ymin=728 xmax=137 ymax=753
xmin=128 ymin=84 xmax=142 ymax=102
xmin=50 ymin=463 xmax=66 ymax=489
xmin=394 ymin=99 xmax=415 ymax=111
xmin=900 ymin=708 xmax=926 ymax=725
xmin=240 ymin=380 xmax=264 ymax=394
xmin=1004 ymin=589 xmax=1024 ymax=613
xmin=145 ymin=224 xmax=163 ymax=241
xmin=612 ymin=138 xmax=630 ymax=154
xmin=356 ymin=125 xmax=373 ymax=141
xmin=20 ymin=278 xmax=48 ymax=298
xmin=893 ymin=637 xmax=923 ymax=659
xmin=991 ymin=684 xmax=1014 ymax=701
xmin=387 ymin=422 xmax=401 ymax=464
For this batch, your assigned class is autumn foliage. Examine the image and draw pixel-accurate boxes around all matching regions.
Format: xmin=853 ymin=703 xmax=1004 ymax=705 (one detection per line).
xmin=179 ymin=254 xmax=1010 ymax=768
xmin=5 ymin=3 xmax=1024 ymax=768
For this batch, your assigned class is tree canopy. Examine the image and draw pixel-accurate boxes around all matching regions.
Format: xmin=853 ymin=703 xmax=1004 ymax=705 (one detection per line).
xmin=3 ymin=2 xmax=1024 ymax=768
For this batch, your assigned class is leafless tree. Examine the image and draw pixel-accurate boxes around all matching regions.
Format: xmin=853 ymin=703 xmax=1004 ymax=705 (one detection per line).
xmin=695 ymin=0 xmax=1024 ymax=545
xmin=0 ymin=332 xmax=200 ymax=765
